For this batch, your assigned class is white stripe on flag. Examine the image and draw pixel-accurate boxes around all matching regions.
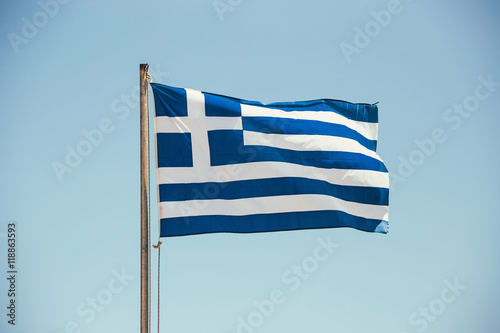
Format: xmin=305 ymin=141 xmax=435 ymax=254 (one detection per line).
xmin=241 ymin=104 xmax=378 ymax=141
xmin=157 ymin=162 xmax=389 ymax=188
xmin=243 ymin=131 xmax=383 ymax=161
xmin=159 ymin=194 xmax=389 ymax=221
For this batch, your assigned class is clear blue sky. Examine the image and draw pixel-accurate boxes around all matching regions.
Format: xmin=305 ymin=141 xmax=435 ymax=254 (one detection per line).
xmin=1 ymin=0 xmax=499 ymax=332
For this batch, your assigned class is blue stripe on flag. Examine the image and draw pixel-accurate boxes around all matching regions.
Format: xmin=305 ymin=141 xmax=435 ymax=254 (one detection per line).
xmin=242 ymin=116 xmax=377 ymax=151
xmin=250 ymin=100 xmax=378 ymax=123
xmin=160 ymin=211 xmax=388 ymax=237
xmin=203 ymin=91 xmax=378 ymax=123
xmin=208 ymin=130 xmax=387 ymax=172
xmin=159 ymin=177 xmax=389 ymax=205
xmin=204 ymin=92 xmax=242 ymax=117
xmin=152 ymin=83 xmax=377 ymax=122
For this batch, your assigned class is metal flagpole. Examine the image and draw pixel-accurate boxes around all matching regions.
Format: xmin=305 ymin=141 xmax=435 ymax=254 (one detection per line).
xmin=140 ymin=63 xmax=151 ymax=333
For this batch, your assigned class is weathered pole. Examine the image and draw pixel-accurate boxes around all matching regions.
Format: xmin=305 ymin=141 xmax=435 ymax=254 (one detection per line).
xmin=140 ymin=63 xmax=151 ymax=333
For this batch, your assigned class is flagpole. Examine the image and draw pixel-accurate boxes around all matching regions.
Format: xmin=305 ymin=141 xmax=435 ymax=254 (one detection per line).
xmin=140 ymin=63 xmax=151 ymax=333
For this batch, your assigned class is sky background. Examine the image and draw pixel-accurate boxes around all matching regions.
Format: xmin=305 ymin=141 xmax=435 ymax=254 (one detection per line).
xmin=1 ymin=0 xmax=500 ymax=332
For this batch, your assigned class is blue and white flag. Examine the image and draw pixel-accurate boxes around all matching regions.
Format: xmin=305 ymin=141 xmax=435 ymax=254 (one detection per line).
xmin=151 ymin=83 xmax=389 ymax=237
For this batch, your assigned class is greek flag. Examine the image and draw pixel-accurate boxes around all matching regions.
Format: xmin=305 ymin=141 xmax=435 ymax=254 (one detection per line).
xmin=151 ymin=83 xmax=389 ymax=237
